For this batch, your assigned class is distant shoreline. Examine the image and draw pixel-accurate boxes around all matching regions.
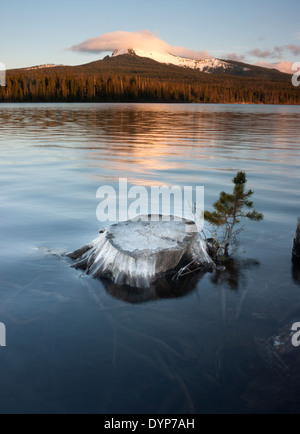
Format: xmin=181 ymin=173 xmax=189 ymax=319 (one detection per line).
xmin=1 ymin=101 xmax=299 ymax=106
xmin=2 ymin=59 xmax=299 ymax=105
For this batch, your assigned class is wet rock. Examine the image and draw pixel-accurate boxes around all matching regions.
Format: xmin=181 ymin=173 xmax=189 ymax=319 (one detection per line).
xmin=292 ymin=218 xmax=300 ymax=266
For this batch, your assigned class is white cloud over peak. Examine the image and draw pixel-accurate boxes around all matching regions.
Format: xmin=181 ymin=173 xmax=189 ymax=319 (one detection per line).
xmin=70 ymin=30 xmax=211 ymax=60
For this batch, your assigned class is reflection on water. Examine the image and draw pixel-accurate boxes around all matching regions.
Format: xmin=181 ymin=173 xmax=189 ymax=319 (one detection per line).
xmin=102 ymin=271 xmax=206 ymax=304
xmin=100 ymin=258 xmax=260 ymax=304
xmin=2 ymin=104 xmax=300 ymax=187
xmin=210 ymin=258 xmax=260 ymax=290
xmin=0 ymin=103 xmax=300 ymax=414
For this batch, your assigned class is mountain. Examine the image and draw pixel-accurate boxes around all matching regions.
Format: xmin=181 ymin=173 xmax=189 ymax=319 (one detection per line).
xmin=10 ymin=48 xmax=290 ymax=81
xmin=110 ymin=48 xmax=289 ymax=79
xmin=112 ymin=48 xmax=230 ymax=73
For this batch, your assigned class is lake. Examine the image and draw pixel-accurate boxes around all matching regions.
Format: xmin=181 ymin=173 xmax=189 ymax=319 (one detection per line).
xmin=0 ymin=103 xmax=300 ymax=414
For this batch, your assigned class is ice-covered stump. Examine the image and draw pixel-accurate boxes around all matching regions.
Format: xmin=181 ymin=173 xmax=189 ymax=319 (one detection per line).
xmin=68 ymin=215 xmax=214 ymax=288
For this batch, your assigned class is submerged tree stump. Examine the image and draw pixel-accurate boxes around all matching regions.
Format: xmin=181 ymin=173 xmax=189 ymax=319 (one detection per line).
xmin=68 ymin=215 xmax=214 ymax=288
xmin=292 ymin=218 xmax=300 ymax=266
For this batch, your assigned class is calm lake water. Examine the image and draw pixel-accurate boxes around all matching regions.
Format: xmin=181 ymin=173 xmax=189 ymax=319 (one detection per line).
xmin=0 ymin=103 xmax=300 ymax=414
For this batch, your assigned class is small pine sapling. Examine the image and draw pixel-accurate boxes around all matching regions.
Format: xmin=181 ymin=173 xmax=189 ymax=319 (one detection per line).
xmin=204 ymin=172 xmax=264 ymax=258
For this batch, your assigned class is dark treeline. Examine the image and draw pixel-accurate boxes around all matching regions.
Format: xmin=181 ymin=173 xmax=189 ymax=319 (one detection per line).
xmin=1 ymin=70 xmax=300 ymax=104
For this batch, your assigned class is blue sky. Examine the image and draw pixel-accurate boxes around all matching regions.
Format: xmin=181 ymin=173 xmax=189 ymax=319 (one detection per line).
xmin=1 ymin=0 xmax=300 ymax=72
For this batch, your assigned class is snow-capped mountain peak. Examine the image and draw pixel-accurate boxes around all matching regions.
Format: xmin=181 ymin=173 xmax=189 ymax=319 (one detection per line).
xmin=112 ymin=48 xmax=231 ymax=73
